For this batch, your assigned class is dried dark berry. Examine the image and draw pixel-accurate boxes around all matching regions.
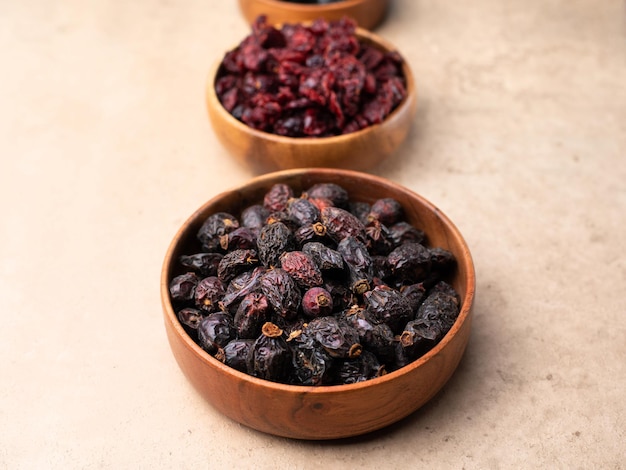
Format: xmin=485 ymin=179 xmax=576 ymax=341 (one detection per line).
xmin=194 ymin=276 xmax=226 ymax=313
xmin=294 ymin=222 xmax=328 ymax=245
xmin=234 ymin=292 xmax=270 ymax=339
xmin=301 ymin=286 xmax=334 ymax=318
xmin=365 ymin=219 xmax=395 ymax=255
xmin=286 ymin=197 xmax=320 ymax=226
xmin=388 ymin=221 xmax=425 ymax=247
xmin=217 ymin=249 xmax=259 ymax=283
xmin=198 ymin=313 xmax=237 ymax=355
xmin=177 ymin=307 xmax=205 ymax=333
xmin=349 ymin=201 xmax=371 ymax=223
xmin=247 ymin=322 xmax=291 ymax=382
xmin=364 ymin=285 xmax=413 ymax=334
xmin=263 ymin=183 xmax=294 ymax=212
xmin=241 ymin=204 xmax=270 ymax=229
xmin=323 ymin=279 xmax=355 ymax=312
xmin=400 ymin=283 xmax=427 ymax=312
xmin=257 ymin=222 xmax=296 ymax=268
xmin=179 ymin=253 xmax=223 ymax=277
xmin=169 ymin=272 xmax=199 ymax=304
xmin=387 ymin=242 xmax=432 ymax=283
xmin=219 ymin=227 xmax=258 ymax=251
xmin=288 ymin=329 xmax=334 ymax=386
xmin=305 ymin=316 xmax=362 ymax=359
xmin=397 ymin=318 xmax=439 ymax=365
xmin=279 ymin=251 xmax=323 ymax=288
xmin=337 ymin=236 xmax=373 ymax=294
xmin=371 ymin=255 xmax=392 ymax=281
xmin=331 ymin=350 xmax=385 ymax=385
xmin=416 ymin=282 xmax=460 ymax=334
xmin=217 ymin=339 xmax=254 ymax=372
xmin=321 ymin=206 xmax=367 ymax=243
xmin=428 ymin=247 xmax=456 ymax=280
xmin=259 ymin=268 xmax=301 ymax=320
xmin=220 ymin=266 xmax=266 ymax=312
xmin=305 ymin=183 xmax=349 ymax=209
xmin=367 ymin=198 xmax=403 ymax=225
xmin=302 ymin=242 xmax=344 ymax=272
xmin=197 ymin=212 xmax=239 ymax=252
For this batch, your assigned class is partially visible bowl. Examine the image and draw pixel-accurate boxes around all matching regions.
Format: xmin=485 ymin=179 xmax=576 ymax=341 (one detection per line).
xmin=238 ymin=0 xmax=390 ymax=30
xmin=161 ymin=168 xmax=475 ymax=440
xmin=206 ymin=26 xmax=416 ymax=174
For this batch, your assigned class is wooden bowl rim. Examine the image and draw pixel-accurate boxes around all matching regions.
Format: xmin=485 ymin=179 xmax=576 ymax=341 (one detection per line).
xmin=240 ymin=0 xmax=383 ymax=15
xmin=161 ymin=168 xmax=476 ymax=396
xmin=206 ymin=27 xmax=417 ymax=146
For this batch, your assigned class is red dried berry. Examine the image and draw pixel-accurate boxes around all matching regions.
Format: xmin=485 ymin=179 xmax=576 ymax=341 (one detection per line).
xmin=279 ymin=251 xmax=323 ymax=288
xmin=302 ymin=286 xmax=334 ymax=318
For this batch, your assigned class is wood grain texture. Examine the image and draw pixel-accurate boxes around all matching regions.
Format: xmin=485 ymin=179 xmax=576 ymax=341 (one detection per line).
xmin=237 ymin=0 xmax=390 ymax=30
xmin=161 ymin=169 xmax=475 ymax=439
xmin=205 ymin=28 xmax=417 ymax=174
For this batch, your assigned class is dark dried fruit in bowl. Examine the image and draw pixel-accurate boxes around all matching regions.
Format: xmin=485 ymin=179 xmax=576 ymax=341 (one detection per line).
xmin=302 ymin=242 xmax=345 ymax=273
xmin=305 ymin=316 xmax=362 ymax=359
xmin=302 ymin=286 xmax=334 ymax=318
xmin=364 ymin=285 xmax=413 ymax=334
xmin=286 ymin=197 xmax=321 ymax=226
xmin=179 ymin=253 xmax=223 ymax=277
xmin=367 ymin=198 xmax=403 ymax=226
xmin=169 ymin=272 xmax=199 ymax=305
xmin=241 ymin=204 xmax=270 ymax=229
xmin=217 ymin=339 xmax=254 ymax=372
xmin=220 ymin=266 xmax=266 ymax=312
xmin=247 ymin=322 xmax=291 ymax=382
xmin=263 ymin=183 xmax=294 ymax=213
xmin=331 ymin=350 xmax=385 ymax=385
xmin=198 ymin=312 xmax=237 ymax=355
xmin=217 ymin=249 xmax=259 ymax=283
xmin=387 ymin=242 xmax=432 ymax=283
xmin=194 ymin=276 xmax=226 ymax=313
xmin=219 ymin=227 xmax=258 ymax=252
xmin=259 ymin=268 xmax=302 ymax=320
xmin=279 ymin=250 xmax=323 ymax=288
xmin=234 ymin=292 xmax=270 ymax=339
xmin=171 ymin=180 xmax=462 ymax=386
xmin=337 ymin=236 xmax=373 ymax=294
xmin=197 ymin=212 xmax=239 ymax=252
xmin=304 ymin=183 xmax=349 ymax=209
xmin=257 ymin=221 xmax=296 ymax=268
xmin=321 ymin=206 xmax=367 ymax=243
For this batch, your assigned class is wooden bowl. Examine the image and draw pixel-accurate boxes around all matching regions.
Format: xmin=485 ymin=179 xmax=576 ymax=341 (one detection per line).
xmin=206 ymin=28 xmax=417 ymax=174
xmin=238 ymin=0 xmax=390 ymax=30
xmin=161 ymin=168 xmax=475 ymax=440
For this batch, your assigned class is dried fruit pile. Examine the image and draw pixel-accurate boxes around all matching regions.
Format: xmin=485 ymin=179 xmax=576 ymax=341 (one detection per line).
xmin=169 ymin=182 xmax=461 ymax=385
xmin=215 ymin=16 xmax=407 ymax=137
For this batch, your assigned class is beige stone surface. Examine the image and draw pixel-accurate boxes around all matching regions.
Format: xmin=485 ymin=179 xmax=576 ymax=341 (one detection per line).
xmin=1 ymin=0 xmax=625 ymax=467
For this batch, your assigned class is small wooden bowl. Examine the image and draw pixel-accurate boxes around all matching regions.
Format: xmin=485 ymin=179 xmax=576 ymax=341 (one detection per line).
xmin=238 ymin=0 xmax=390 ymax=30
xmin=206 ymin=28 xmax=416 ymax=174
xmin=161 ymin=169 xmax=475 ymax=440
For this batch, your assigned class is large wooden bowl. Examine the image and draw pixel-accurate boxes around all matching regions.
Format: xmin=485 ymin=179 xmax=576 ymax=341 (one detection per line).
xmin=161 ymin=169 xmax=475 ymax=440
xmin=238 ymin=0 xmax=390 ymax=30
xmin=206 ymin=28 xmax=417 ymax=174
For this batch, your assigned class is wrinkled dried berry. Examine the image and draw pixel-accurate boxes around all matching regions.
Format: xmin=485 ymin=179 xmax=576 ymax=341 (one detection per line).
xmin=304 ymin=183 xmax=349 ymax=208
xmin=286 ymin=197 xmax=321 ymax=226
xmin=220 ymin=266 xmax=266 ymax=312
xmin=367 ymin=198 xmax=403 ymax=225
xmin=305 ymin=316 xmax=362 ymax=359
xmin=257 ymin=222 xmax=296 ymax=268
xmin=179 ymin=253 xmax=223 ymax=277
xmin=195 ymin=276 xmax=226 ymax=313
xmin=241 ymin=204 xmax=270 ymax=229
xmin=198 ymin=312 xmax=236 ymax=355
xmin=217 ymin=249 xmax=259 ymax=283
xmin=219 ymin=227 xmax=258 ymax=251
xmin=247 ymin=322 xmax=291 ymax=382
xmin=337 ymin=236 xmax=372 ymax=294
xmin=302 ymin=286 xmax=334 ymax=318
xmin=259 ymin=268 xmax=301 ymax=320
xmin=279 ymin=250 xmax=323 ymax=288
xmin=197 ymin=212 xmax=239 ymax=252
xmin=321 ymin=206 xmax=367 ymax=243
xmin=263 ymin=183 xmax=294 ymax=212
xmin=234 ymin=292 xmax=270 ymax=339
xmin=169 ymin=272 xmax=199 ymax=304
xmin=364 ymin=285 xmax=413 ymax=334
xmin=288 ymin=329 xmax=334 ymax=386
xmin=387 ymin=242 xmax=432 ymax=282
xmin=388 ymin=221 xmax=425 ymax=247
xmin=177 ymin=307 xmax=204 ymax=333
xmin=331 ymin=350 xmax=385 ymax=385
xmin=217 ymin=339 xmax=254 ymax=372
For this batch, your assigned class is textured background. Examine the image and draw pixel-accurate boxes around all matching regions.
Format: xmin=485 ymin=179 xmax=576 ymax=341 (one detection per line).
xmin=1 ymin=0 xmax=625 ymax=468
